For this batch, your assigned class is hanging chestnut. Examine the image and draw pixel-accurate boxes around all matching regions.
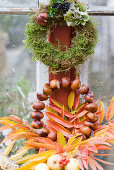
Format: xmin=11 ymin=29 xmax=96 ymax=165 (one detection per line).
xmin=31 ymin=120 xmax=44 ymax=129
xmin=37 ymin=93 xmax=48 ymax=101
xmin=50 ymin=79 xmax=60 ymax=89
xmin=31 ymin=111 xmax=44 ymax=120
xmin=85 ymin=103 xmax=98 ymax=113
xmin=48 ymin=131 xmax=57 ymax=141
xmin=61 ymin=77 xmax=70 ymax=88
xmin=85 ymin=91 xmax=95 ymax=103
xmin=43 ymin=83 xmax=52 ymax=95
xmin=36 ymin=13 xmax=49 ymax=26
xmin=71 ymin=79 xmax=81 ymax=91
xmin=79 ymin=84 xmax=89 ymax=95
xmin=80 ymin=126 xmax=91 ymax=138
xmin=37 ymin=128 xmax=49 ymax=137
xmin=32 ymin=101 xmax=45 ymax=111
xmin=84 ymin=121 xmax=97 ymax=131
xmin=87 ymin=112 xmax=95 ymax=122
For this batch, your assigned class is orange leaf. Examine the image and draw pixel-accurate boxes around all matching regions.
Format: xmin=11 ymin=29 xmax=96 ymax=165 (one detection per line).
xmin=97 ymin=101 xmax=105 ymax=124
xmin=61 ymin=106 xmax=64 ymax=119
xmin=96 ymin=145 xmax=111 ymax=150
xmin=47 ymin=105 xmax=74 ymax=118
xmin=88 ymin=156 xmax=97 ymax=170
xmin=45 ymin=112 xmax=73 ymax=128
xmin=68 ymin=91 xmax=75 ymax=109
xmin=57 ymin=131 xmax=65 ymax=147
xmin=91 ymin=156 xmax=114 ymax=165
xmin=106 ymin=97 xmax=114 ymax=121
xmin=9 ymin=115 xmax=23 ymax=124
xmin=47 ymin=120 xmax=72 ymax=138
xmin=50 ymin=98 xmax=68 ymax=111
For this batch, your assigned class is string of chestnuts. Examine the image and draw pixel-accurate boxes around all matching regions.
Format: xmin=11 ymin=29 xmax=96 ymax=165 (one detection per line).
xmin=31 ymin=77 xmax=99 ymax=140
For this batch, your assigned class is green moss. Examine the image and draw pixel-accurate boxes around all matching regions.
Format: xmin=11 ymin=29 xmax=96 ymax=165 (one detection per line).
xmin=25 ymin=2 xmax=98 ymax=73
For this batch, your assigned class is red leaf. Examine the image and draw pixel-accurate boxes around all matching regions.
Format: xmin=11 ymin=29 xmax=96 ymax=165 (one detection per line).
xmin=61 ymin=106 xmax=64 ymax=119
xmin=45 ymin=112 xmax=73 ymax=128
xmin=106 ymin=97 xmax=114 ymax=121
xmin=73 ymin=90 xmax=80 ymax=110
xmin=87 ymin=145 xmax=98 ymax=153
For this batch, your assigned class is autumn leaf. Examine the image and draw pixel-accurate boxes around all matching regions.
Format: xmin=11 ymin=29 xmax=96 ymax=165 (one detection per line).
xmin=106 ymin=97 xmax=114 ymax=121
xmin=45 ymin=112 xmax=73 ymax=128
xmin=4 ymin=140 xmax=15 ymax=156
xmin=57 ymin=131 xmax=65 ymax=147
xmin=68 ymin=91 xmax=75 ymax=109
xmin=47 ymin=120 xmax=72 ymax=138
xmin=97 ymin=101 xmax=105 ymax=124
xmin=73 ymin=90 xmax=80 ymax=110
xmin=50 ymin=98 xmax=68 ymax=111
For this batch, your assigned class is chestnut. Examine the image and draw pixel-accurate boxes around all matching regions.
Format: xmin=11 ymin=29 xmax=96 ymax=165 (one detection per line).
xmin=80 ymin=126 xmax=91 ymax=138
xmin=37 ymin=93 xmax=48 ymax=101
xmin=79 ymin=84 xmax=89 ymax=95
xmin=32 ymin=101 xmax=45 ymax=111
xmin=85 ymin=103 xmax=98 ymax=113
xmin=71 ymin=79 xmax=81 ymax=91
xmin=36 ymin=13 xmax=49 ymax=26
xmin=30 ymin=111 xmax=44 ymax=120
xmin=87 ymin=112 xmax=95 ymax=122
xmin=37 ymin=128 xmax=49 ymax=137
xmin=84 ymin=121 xmax=97 ymax=131
xmin=43 ymin=83 xmax=52 ymax=95
xmin=50 ymin=79 xmax=60 ymax=89
xmin=61 ymin=77 xmax=70 ymax=88
xmin=48 ymin=131 xmax=57 ymax=141
xmin=85 ymin=91 xmax=95 ymax=103
xmin=31 ymin=120 xmax=44 ymax=129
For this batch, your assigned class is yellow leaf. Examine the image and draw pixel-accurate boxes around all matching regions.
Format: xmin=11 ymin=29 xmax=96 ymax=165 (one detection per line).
xmin=106 ymin=97 xmax=114 ymax=121
xmin=10 ymin=149 xmax=28 ymax=161
xmin=15 ymin=150 xmax=56 ymax=170
xmin=68 ymin=91 xmax=75 ymax=109
xmin=0 ymin=118 xmax=17 ymax=125
xmin=16 ymin=154 xmax=38 ymax=164
xmin=67 ymin=134 xmax=82 ymax=146
xmin=57 ymin=131 xmax=65 ymax=147
xmin=4 ymin=140 xmax=15 ymax=156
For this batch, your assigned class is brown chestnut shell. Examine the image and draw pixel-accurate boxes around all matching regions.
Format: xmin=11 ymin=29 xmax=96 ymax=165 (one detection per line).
xmin=31 ymin=111 xmax=44 ymax=120
xmin=71 ymin=79 xmax=81 ymax=91
xmin=37 ymin=93 xmax=48 ymax=101
xmin=32 ymin=101 xmax=45 ymax=111
xmin=61 ymin=77 xmax=70 ymax=88
xmin=43 ymin=83 xmax=52 ymax=95
xmin=31 ymin=120 xmax=44 ymax=129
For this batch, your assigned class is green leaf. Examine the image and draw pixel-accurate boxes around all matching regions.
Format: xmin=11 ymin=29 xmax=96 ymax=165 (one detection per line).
xmin=68 ymin=91 xmax=75 ymax=109
xmin=57 ymin=131 xmax=65 ymax=147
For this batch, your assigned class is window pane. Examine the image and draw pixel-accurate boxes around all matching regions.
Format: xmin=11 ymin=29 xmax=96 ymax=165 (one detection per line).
xmin=0 ymin=0 xmax=38 ymax=8
xmin=88 ymin=0 xmax=114 ymax=7
xmin=0 ymin=15 xmax=36 ymax=121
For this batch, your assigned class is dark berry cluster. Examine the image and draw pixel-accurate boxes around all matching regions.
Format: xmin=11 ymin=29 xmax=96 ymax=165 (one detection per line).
xmin=59 ymin=155 xmax=70 ymax=168
xmin=53 ymin=1 xmax=70 ymax=12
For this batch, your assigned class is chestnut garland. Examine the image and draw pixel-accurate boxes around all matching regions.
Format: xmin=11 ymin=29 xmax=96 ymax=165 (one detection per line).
xmin=25 ymin=1 xmax=98 ymax=72
xmin=31 ymin=77 xmax=99 ymax=140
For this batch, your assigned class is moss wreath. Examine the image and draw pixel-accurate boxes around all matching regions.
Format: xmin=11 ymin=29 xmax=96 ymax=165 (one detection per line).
xmin=25 ymin=1 xmax=98 ymax=73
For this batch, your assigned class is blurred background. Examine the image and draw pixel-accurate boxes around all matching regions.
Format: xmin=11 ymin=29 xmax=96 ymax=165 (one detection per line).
xmin=0 ymin=0 xmax=114 ymax=167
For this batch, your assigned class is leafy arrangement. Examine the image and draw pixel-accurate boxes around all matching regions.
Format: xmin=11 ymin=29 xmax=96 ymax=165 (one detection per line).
xmin=0 ymin=78 xmax=114 ymax=170
xmin=25 ymin=0 xmax=98 ymax=72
